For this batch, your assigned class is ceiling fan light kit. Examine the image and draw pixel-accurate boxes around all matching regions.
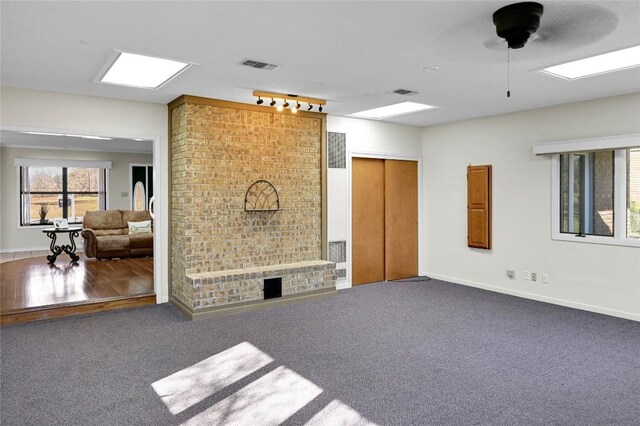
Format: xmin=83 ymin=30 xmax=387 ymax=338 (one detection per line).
xmin=493 ymin=2 xmax=544 ymax=49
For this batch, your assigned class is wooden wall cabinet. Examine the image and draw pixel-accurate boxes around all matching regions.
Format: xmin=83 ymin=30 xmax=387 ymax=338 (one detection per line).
xmin=467 ymin=165 xmax=492 ymax=250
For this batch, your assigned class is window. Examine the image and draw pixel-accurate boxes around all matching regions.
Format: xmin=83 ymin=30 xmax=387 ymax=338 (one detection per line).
xmin=19 ymin=166 xmax=107 ymax=226
xmin=551 ymin=146 xmax=640 ymax=246
xmin=559 ymin=151 xmax=614 ymax=237
xmin=628 ymin=148 xmax=640 ymax=239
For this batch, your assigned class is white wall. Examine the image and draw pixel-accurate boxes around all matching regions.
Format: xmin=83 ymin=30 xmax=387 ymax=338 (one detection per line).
xmin=0 ymin=146 xmax=153 ymax=251
xmin=327 ymin=116 xmax=423 ymax=289
xmin=0 ymin=86 xmax=169 ymax=303
xmin=422 ymin=93 xmax=640 ymax=320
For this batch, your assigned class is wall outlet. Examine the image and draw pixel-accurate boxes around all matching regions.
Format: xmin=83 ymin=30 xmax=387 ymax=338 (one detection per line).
xmin=507 ymin=269 xmax=515 ymax=278
xmin=524 ymin=271 xmax=531 ymax=281
xmin=531 ymin=272 xmax=537 ymax=282
xmin=542 ymin=273 xmax=549 ymax=283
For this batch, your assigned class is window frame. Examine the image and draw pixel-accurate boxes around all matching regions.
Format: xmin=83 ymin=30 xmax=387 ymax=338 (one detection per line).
xmin=16 ymin=163 xmax=109 ymax=228
xmin=551 ymin=149 xmax=639 ymax=247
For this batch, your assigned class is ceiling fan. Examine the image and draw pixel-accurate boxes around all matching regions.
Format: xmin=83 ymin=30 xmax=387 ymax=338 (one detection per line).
xmin=492 ymin=2 xmax=544 ymax=50
xmin=492 ymin=2 xmax=544 ymax=97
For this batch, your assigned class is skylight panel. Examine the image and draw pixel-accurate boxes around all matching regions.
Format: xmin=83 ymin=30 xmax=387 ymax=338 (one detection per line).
xmin=539 ymin=45 xmax=640 ymax=80
xmin=99 ymin=51 xmax=192 ymax=89
xmin=350 ymin=102 xmax=436 ymax=119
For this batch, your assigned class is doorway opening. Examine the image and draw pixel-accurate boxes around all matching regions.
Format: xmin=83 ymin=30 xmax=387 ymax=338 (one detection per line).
xmin=0 ymin=129 xmax=159 ymax=324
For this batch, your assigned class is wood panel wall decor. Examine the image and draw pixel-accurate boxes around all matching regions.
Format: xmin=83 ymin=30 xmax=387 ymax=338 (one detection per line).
xmin=467 ymin=165 xmax=492 ymax=249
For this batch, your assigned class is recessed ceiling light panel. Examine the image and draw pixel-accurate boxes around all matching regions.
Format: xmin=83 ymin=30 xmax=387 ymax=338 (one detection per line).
xmin=98 ymin=51 xmax=193 ymax=89
xmin=22 ymin=131 xmax=112 ymax=140
xmin=538 ymin=45 xmax=640 ymax=80
xmin=351 ymin=102 xmax=437 ymax=119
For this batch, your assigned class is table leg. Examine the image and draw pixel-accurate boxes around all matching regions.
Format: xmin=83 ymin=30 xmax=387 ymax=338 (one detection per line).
xmin=62 ymin=230 xmax=80 ymax=263
xmin=45 ymin=231 xmax=62 ymax=264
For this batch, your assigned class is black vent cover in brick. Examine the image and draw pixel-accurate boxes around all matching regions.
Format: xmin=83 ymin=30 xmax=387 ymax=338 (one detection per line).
xmin=264 ymin=277 xmax=282 ymax=299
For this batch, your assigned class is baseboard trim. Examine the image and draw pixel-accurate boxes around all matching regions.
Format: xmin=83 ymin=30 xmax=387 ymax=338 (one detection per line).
xmin=336 ymin=281 xmax=352 ymax=290
xmin=1 ymin=246 xmax=49 ymax=253
xmin=171 ymin=287 xmax=336 ymax=320
xmin=426 ymin=273 xmax=640 ymax=322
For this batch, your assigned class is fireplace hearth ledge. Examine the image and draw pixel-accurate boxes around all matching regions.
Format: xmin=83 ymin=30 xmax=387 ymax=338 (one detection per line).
xmin=171 ymin=287 xmax=335 ymax=321
xmin=175 ymin=260 xmax=336 ymax=319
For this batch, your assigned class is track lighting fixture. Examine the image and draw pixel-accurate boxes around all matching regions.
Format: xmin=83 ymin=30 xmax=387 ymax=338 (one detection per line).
xmin=253 ymin=90 xmax=326 ymax=114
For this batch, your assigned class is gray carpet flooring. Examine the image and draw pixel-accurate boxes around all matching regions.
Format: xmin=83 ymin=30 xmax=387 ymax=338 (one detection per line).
xmin=1 ymin=279 xmax=639 ymax=425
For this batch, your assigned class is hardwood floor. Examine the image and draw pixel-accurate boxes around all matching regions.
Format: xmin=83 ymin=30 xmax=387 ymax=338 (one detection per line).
xmin=0 ymin=254 xmax=154 ymax=324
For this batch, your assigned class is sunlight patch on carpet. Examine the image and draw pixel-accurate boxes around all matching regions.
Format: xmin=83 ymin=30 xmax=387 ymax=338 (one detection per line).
xmin=152 ymin=342 xmax=273 ymax=414
xmin=305 ymin=399 xmax=380 ymax=426
xmin=181 ymin=366 xmax=323 ymax=426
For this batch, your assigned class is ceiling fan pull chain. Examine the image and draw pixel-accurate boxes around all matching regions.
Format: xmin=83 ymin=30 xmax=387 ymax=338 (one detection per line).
xmin=507 ymin=47 xmax=511 ymax=98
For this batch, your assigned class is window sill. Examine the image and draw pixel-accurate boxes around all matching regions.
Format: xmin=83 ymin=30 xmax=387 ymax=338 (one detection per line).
xmin=19 ymin=224 xmax=54 ymax=230
xmin=552 ymin=233 xmax=640 ymax=248
xmin=18 ymin=224 xmax=82 ymax=230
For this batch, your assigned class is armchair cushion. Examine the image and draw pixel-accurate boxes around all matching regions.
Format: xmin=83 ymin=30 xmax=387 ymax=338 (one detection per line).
xmin=96 ymin=235 xmax=130 ymax=249
xmin=84 ymin=210 xmax=123 ymax=230
xmin=94 ymin=229 xmax=126 ymax=237
xmin=129 ymin=233 xmax=153 ymax=249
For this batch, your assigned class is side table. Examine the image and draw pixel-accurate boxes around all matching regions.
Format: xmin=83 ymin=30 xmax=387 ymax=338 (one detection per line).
xmin=42 ymin=227 xmax=81 ymax=264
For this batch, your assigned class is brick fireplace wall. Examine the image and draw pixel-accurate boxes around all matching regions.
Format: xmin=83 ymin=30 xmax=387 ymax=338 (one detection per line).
xmin=170 ymin=96 xmax=334 ymax=314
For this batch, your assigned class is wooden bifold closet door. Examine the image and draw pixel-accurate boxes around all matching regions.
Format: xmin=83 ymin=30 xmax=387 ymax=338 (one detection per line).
xmin=352 ymin=158 xmax=386 ymax=285
xmin=352 ymin=158 xmax=418 ymax=285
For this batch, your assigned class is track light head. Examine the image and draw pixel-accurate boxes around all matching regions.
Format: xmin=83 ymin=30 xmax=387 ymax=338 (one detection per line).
xmin=253 ymin=91 xmax=326 ymax=113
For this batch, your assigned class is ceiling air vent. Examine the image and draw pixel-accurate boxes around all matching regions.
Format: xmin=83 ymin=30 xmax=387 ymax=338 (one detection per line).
xmin=393 ymin=89 xmax=418 ymax=96
xmin=242 ymin=59 xmax=279 ymax=71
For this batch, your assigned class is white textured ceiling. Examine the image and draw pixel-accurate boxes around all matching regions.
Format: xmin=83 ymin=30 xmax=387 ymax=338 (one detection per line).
xmin=1 ymin=1 xmax=639 ymax=127
xmin=0 ymin=131 xmax=153 ymax=153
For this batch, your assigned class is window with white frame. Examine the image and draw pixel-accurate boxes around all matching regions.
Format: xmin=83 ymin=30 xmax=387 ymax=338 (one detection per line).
xmin=16 ymin=159 xmax=110 ymax=226
xmin=545 ymin=141 xmax=640 ymax=246
xmin=559 ymin=150 xmax=615 ymax=237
